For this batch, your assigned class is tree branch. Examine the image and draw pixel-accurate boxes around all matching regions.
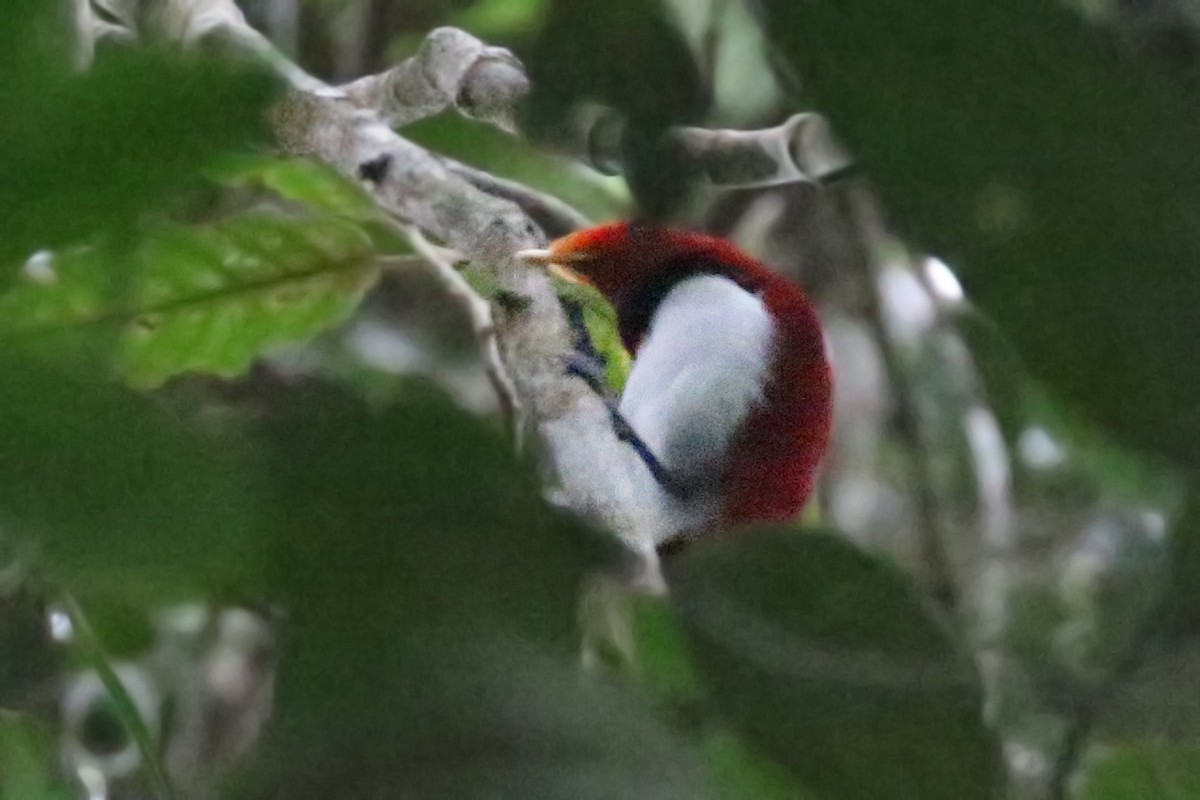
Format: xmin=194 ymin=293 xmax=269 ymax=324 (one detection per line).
xmin=341 ymin=26 xmax=529 ymax=133
xmin=671 ymin=113 xmax=855 ymax=189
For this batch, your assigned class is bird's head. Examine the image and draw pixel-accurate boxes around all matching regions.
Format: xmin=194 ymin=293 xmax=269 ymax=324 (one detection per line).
xmin=517 ymin=222 xmax=773 ymax=312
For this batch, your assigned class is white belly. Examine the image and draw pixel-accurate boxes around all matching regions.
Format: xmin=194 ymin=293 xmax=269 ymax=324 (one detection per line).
xmin=619 ymin=274 xmax=775 ymax=534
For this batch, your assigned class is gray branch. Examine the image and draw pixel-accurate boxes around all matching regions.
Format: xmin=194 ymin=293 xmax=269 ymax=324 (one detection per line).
xmin=341 ymin=26 xmax=529 ymax=132
xmin=672 ymin=113 xmax=855 ymax=188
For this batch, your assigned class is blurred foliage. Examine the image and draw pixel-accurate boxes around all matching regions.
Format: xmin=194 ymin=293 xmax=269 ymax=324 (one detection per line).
xmin=0 ymin=713 xmax=71 ymax=800
xmin=0 ymin=0 xmax=277 ymax=271
xmin=756 ymin=0 xmax=1200 ymax=471
xmin=403 ymin=114 xmax=629 ymax=222
xmin=749 ymin=8 xmax=1200 ymax=782
xmin=668 ymin=528 xmax=1003 ymax=800
xmin=0 ymin=0 xmax=1198 ymax=799
xmin=0 ymin=588 xmax=54 ymax=711
xmin=449 ymin=0 xmax=546 ymax=40
xmin=0 ymin=355 xmax=265 ymax=607
xmin=1074 ymin=743 xmax=1200 ymax=798
xmin=519 ymin=0 xmax=708 ymax=216
xmin=227 ymin=384 xmax=720 ymax=799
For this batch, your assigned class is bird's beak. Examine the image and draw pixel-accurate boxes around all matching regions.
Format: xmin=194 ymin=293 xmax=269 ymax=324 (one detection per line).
xmin=516 ymin=247 xmax=593 ymax=286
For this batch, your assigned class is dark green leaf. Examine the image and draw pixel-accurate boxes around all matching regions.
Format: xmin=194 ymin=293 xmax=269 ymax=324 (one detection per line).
xmin=666 ymin=528 xmax=1003 ymax=800
xmin=0 ymin=0 xmax=68 ymax=80
xmin=0 ymin=588 xmax=55 ymax=710
xmin=522 ymin=0 xmax=706 ymax=132
xmin=0 ymin=46 xmax=277 ymax=268
xmin=229 ymin=383 xmax=715 ymax=799
xmin=0 ymin=356 xmax=263 ymax=606
xmin=758 ymin=0 xmax=1200 ymax=468
xmin=630 ymin=596 xmax=703 ymax=702
xmin=521 ymin=0 xmax=707 ymax=216
xmin=629 ymin=597 xmax=815 ymax=799
xmin=703 ymin=729 xmax=816 ymax=800
xmin=238 ymin=635 xmax=717 ymax=800
xmin=260 ymin=381 xmax=610 ymax=649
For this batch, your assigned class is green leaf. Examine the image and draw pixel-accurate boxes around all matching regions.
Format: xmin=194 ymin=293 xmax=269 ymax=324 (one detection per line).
xmin=229 ymin=382 xmax=716 ymax=799
xmin=757 ymin=0 xmax=1200 ymax=469
xmin=1075 ymin=743 xmax=1200 ymax=799
xmin=0 ymin=45 xmax=277 ymax=269
xmin=703 ymin=729 xmax=817 ymax=800
xmin=238 ymin=635 xmax=719 ymax=800
xmin=0 ymin=0 xmax=69 ymax=83
xmin=630 ymin=596 xmax=703 ymax=702
xmin=212 ymin=155 xmax=381 ymax=222
xmin=403 ymin=115 xmax=629 ymax=225
xmin=451 ymin=0 xmax=548 ymax=40
xmin=666 ymin=528 xmax=1003 ymax=800
xmin=629 ymin=598 xmax=815 ymax=799
xmin=0 ymin=356 xmax=263 ymax=607
xmin=261 ymin=380 xmax=608 ymax=650
xmin=0 ymin=712 xmax=74 ymax=800
xmin=0 ymin=211 xmax=380 ymax=387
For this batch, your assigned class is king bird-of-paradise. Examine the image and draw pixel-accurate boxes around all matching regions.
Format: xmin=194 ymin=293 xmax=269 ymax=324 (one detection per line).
xmin=520 ymin=222 xmax=833 ymax=550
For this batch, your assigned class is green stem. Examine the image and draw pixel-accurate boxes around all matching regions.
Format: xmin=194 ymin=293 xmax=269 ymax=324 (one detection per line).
xmin=60 ymin=593 xmax=174 ymax=800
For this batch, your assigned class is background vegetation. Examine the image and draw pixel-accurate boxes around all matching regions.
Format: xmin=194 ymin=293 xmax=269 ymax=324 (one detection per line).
xmin=2 ymin=0 xmax=1199 ymax=798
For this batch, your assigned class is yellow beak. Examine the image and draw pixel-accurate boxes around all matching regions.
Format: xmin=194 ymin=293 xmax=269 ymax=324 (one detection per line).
xmin=515 ymin=247 xmax=593 ymax=285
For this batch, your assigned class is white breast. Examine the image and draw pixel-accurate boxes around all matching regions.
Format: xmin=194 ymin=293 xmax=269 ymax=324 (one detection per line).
xmin=619 ymin=274 xmax=776 ymax=535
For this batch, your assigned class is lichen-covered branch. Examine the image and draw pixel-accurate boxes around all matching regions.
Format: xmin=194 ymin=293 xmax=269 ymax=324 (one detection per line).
xmin=341 ymin=26 xmax=529 ymax=132
xmin=672 ymin=113 xmax=855 ymax=188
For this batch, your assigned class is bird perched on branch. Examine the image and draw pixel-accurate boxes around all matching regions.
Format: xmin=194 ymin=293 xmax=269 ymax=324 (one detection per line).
xmin=519 ymin=222 xmax=833 ymax=550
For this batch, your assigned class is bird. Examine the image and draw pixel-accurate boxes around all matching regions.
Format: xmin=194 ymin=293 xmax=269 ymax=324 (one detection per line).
xmin=518 ymin=222 xmax=833 ymax=550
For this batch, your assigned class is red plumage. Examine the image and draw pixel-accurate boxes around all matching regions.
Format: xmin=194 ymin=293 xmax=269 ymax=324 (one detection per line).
xmin=722 ymin=270 xmax=832 ymax=525
xmin=532 ymin=222 xmax=833 ymax=535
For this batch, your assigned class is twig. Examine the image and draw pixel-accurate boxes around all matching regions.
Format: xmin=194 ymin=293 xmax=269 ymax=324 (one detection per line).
xmin=671 ymin=113 xmax=855 ymax=188
xmin=61 ymin=593 xmax=174 ymax=800
xmin=532 ymin=108 xmax=855 ymax=190
xmin=439 ymin=155 xmax=593 ymax=238
xmin=391 ymin=226 xmax=522 ymax=435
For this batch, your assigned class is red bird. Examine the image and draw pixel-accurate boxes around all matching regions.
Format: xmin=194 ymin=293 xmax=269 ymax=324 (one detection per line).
xmin=520 ymin=222 xmax=833 ymax=547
